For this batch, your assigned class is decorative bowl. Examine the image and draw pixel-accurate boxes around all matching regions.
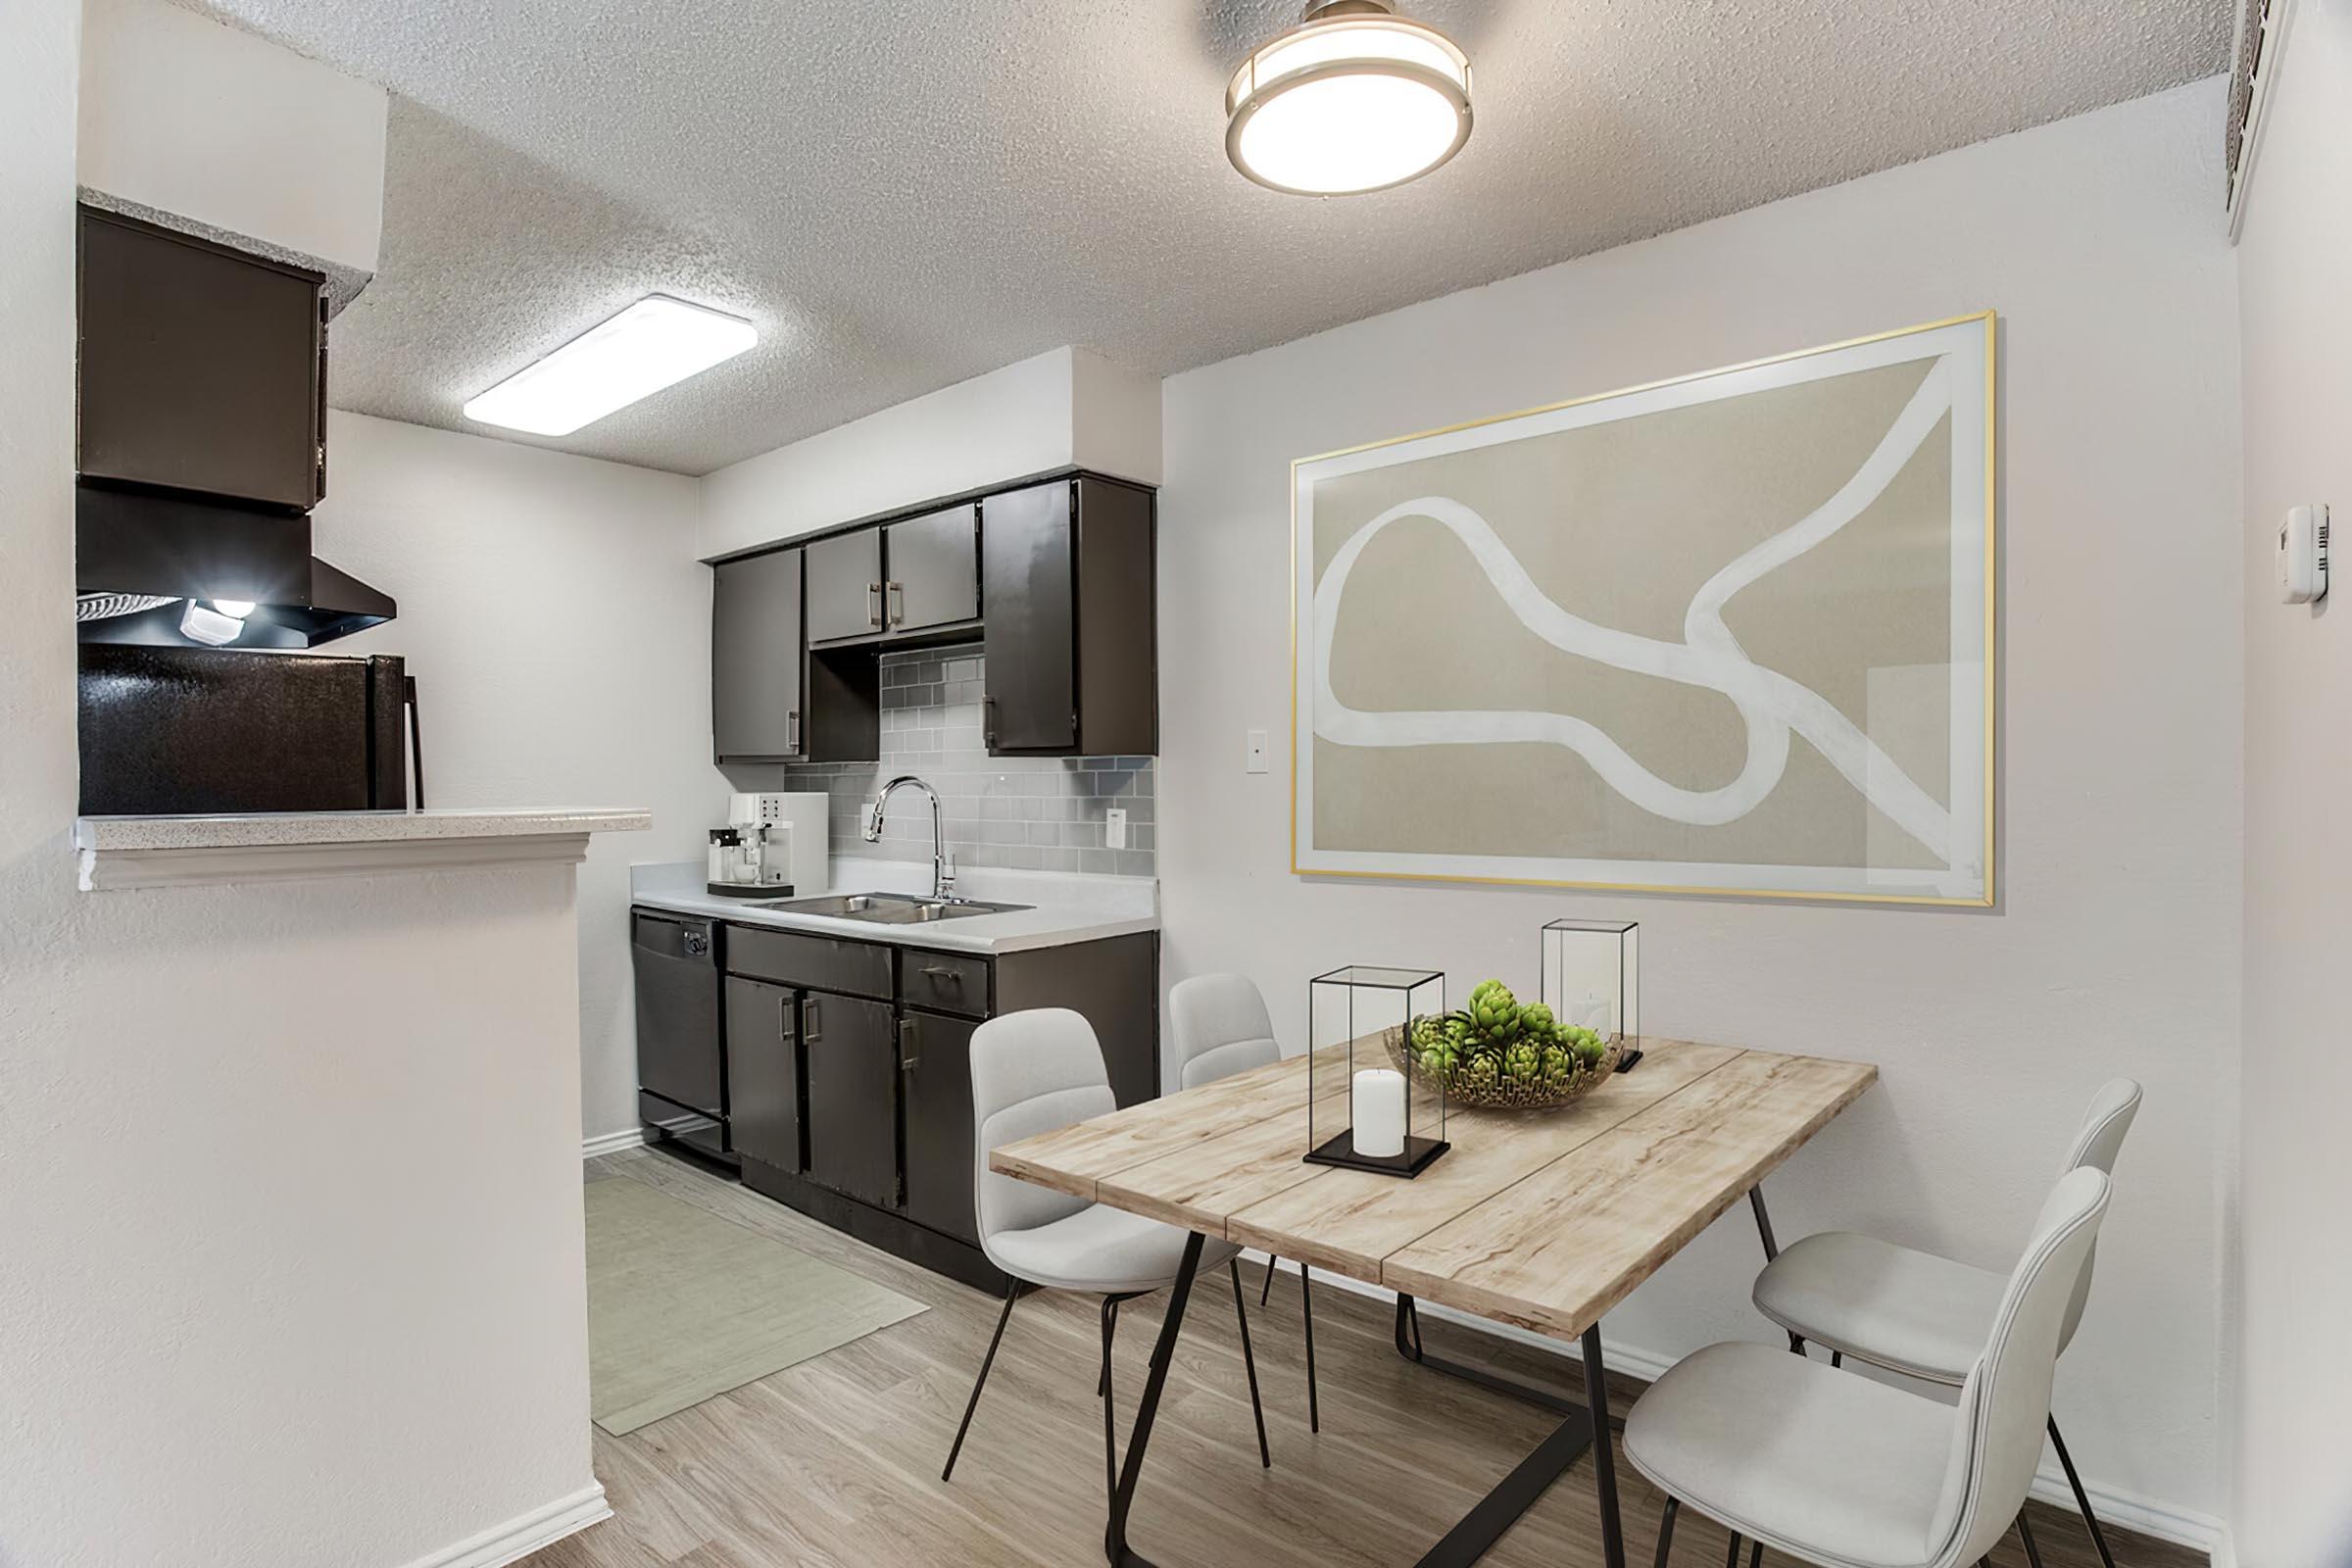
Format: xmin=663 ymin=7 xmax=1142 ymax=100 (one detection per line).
xmin=1384 ymin=1018 xmax=1623 ymax=1112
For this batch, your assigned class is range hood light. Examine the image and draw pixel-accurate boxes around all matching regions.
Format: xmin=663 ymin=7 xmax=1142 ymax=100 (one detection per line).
xmin=178 ymin=599 xmax=247 ymax=646
xmin=210 ymin=598 xmax=257 ymax=618
xmin=462 ymin=295 xmax=758 ymax=437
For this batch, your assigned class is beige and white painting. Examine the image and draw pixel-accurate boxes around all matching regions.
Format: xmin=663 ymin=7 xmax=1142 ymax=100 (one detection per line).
xmin=1292 ymin=314 xmax=1993 ymax=905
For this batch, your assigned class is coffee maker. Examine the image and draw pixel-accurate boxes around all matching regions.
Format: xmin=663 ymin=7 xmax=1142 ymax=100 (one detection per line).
xmin=707 ymin=792 xmax=829 ymax=899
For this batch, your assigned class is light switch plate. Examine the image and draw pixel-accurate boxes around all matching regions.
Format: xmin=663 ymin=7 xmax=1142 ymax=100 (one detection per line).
xmin=1105 ymin=808 xmax=1127 ymax=850
xmin=1246 ymin=729 xmax=1270 ymax=774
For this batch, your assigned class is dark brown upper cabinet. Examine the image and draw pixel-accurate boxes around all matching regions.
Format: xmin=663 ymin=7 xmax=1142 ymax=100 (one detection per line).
xmin=881 ymin=503 xmax=979 ymax=636
xmin=76 ymin=207 xmax=327 ymax=513
xmin=981 ymin=475 xmax=1155 ymax=758
xmin=805 ymin=528 xmax=883 ymax=645
xmin=711 ymin=547 xmax=805 ymax=762
xmin=713 ymin=544 xmax=879 ymax=763
xmin=806 ymin=504 xmax=981 ymax=647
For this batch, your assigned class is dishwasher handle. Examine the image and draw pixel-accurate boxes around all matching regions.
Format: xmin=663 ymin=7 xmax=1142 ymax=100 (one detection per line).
xmin=632 ymin=908 xmax=714 ymax=963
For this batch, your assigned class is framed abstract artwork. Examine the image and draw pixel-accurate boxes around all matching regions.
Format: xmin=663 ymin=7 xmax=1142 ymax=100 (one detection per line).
xmin=1291 ymin=312 xmax=1995 ymax=906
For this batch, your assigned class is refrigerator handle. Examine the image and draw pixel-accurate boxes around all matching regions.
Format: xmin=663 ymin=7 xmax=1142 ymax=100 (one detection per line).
xmin=404 ymin=674 xmax=426 ymax=809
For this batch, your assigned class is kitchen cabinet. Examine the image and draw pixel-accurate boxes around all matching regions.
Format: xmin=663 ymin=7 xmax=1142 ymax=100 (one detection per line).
xmin=725 ymin=976 xmax=801 ymax=1172
xmin=76 ymin=206 xmax=327 ymax=512
xmin=982 ymin=475 xmax=1156 ymax=757
xmin=710 ymin=547 xmax=804 ymax=761
xmin=707 ymin=470 xmax=1153 ymax=763
xmin=806 ymin=528 xmax=883 ymax=645
xmin=882 ymin=504 xmax=980 ymax=635
xmin=673 ymin=915 xmax=1158 ymax=1293
xmin=802 ymin=990 xmax=900 ymax=1207
xmin=897 ymin=1008 xmax=980 ymax=1244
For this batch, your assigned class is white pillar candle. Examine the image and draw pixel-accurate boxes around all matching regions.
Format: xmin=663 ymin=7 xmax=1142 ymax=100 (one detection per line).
xmin=1353 ymin=1067 xmax=1408 ymax=1158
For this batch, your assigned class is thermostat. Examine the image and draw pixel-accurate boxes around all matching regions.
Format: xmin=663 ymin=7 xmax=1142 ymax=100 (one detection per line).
xmin=2280 ymin=504 xmax=2328 ymax=604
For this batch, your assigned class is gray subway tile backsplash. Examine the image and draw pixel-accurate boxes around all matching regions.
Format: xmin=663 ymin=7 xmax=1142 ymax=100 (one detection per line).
xmin=784 ymin=643 xmax=1155 ymax=877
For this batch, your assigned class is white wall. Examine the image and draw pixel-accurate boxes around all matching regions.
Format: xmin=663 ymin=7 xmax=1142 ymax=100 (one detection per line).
xmin=78 ymin=0 xmax=387 ymax=272
xmin=1 ymin=24 xmax=601 ymax=1568
xmin=315 ymin=412 xmax=717 ymax=1144
xmin=2230 ymin=3 xmax=2352 ymax=1561
xmin=699 ymin=344 xmax=1161 ymax=558
xmin=1159 ymin=80 xmax=2239 ymax=1537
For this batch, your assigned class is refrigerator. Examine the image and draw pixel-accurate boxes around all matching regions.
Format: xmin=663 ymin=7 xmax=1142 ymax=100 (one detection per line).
xmin=76 ymin=644 xmax=421 ymax=816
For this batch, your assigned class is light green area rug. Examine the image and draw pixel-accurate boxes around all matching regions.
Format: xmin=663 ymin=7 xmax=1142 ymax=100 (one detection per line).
xmin=585 ymin=1176 xmax=928 ymax=1435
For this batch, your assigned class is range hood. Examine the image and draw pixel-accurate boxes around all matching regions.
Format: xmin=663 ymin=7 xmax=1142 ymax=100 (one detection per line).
xmin=73 ymin=206 xmax=396 ymax=651
xmin=74 ymin=482 xmax=396 ymax=650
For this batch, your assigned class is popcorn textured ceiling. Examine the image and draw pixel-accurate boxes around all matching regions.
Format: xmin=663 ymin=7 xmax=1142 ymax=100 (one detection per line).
xmin=182 ymin=0 xmax=2228 ymax=475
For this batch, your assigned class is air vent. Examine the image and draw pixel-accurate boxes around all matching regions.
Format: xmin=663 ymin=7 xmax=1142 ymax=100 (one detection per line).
xmin=2227 ymin=0 xmax=2295 ymax=238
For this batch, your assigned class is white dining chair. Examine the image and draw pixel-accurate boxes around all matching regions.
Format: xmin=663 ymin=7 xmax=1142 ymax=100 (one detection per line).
xmin=1168 ymin=972 xmax=1320 ymax=1432
xmin=941 ymin=1006 xmax=1271 ymax=1496
xmin=1749 ymin=1079 xmax=2141 ymax=1568
xmin=1626 ymin=1165 xmax=2114 ymax=1568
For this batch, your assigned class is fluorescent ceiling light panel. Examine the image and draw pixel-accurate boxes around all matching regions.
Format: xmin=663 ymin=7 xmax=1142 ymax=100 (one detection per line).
xmin=463 ymin=295 xmax=758 ymax=436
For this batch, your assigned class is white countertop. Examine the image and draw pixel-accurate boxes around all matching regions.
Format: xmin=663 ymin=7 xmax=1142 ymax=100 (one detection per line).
xmin=628 ymin=858 xmax=1157 ymax=956
xmin=75 ymin=807 xmax=653 ymax=852
xmin=75 ymin=808 xmax=652 ymax=892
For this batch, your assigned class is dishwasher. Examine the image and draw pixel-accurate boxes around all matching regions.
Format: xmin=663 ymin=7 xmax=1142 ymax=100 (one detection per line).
xmin=631 ymin=907 xmax=733 ymax=1165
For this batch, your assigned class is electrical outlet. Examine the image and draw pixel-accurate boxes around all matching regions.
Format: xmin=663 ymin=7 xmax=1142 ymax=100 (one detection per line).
xmin=1105 ymin=808 xmax=1127 ymax=850
xmin=1246 ymin=729 xmax=1270 ymax=774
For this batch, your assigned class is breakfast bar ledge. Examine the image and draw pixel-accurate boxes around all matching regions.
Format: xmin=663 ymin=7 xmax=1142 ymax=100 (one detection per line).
xmin=991 ymin=1038 xmax=1878 ymax=1568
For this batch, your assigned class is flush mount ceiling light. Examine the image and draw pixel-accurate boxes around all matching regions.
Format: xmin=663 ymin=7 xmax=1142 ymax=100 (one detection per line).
xmin=463 ymin=294 xmax=757 ymax=436
xmin=1226 ymin=0 xmax=1472 ymax=197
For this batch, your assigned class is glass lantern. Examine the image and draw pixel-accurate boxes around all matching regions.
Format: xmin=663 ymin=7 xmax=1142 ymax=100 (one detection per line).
xmin=1540 ymin=920 xmax=1640 ymax=1051
xmin=1304 ymin=965 xmax=1449 ymax=1178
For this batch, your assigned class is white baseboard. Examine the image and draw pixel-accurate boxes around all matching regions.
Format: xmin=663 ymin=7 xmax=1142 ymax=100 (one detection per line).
xmin=395 ymin=1483 xmax=610 ymax=1568
xmin=582 ymin=1126 xmax=647 ymax=1159
xmin=2209 ymin=1520 xmax=2237 ymax=1568
xmin=1240 ymin=1250 xmax=2228 ymax=1557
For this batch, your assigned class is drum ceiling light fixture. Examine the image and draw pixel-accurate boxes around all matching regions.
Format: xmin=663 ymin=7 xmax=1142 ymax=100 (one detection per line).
xmin=1225 ymin=1 xmax=1473 ymax=197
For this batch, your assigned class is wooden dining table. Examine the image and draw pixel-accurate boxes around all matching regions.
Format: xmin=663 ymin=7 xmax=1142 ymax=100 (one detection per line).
xmin=992 ymin=1035 xmax=1878 ymax=1568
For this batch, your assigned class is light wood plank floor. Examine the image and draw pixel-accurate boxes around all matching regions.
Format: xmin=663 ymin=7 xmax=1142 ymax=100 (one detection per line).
xmin=531 ymin=1149 xmax=2197 ymax=1568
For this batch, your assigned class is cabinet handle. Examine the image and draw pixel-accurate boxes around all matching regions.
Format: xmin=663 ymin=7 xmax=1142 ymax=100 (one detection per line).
xmin=787 ymin=709 xmax=801 ymax=752
xmin=919 ymin=964 xmax=961 ymax=983
xmin=886 ymin=580 xmax=904 ymax=626
xmin=898 ymin=1014 xmax=921 ymax=1072
xmin=867 ymin=582 xmax=883 ymax=628
xmin=804 ymin=996 xmax=822 ymax=1043
xmin=982 ymin=696 xmax=998 ymax=749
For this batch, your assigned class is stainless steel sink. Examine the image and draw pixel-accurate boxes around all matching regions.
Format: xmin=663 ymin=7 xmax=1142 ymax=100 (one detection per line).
xmin=750 ymin=891 xmax=1031 ymax=924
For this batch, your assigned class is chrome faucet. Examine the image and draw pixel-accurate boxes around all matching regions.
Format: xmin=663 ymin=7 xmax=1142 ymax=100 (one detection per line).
xmin=864 ymin=774 xmax=956 ymax=900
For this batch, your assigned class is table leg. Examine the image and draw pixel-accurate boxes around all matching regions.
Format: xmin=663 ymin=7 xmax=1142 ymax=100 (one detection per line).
xmin=1107 ymin=1279 xmax=1623 ymax=1568
xmin=1103 ymin=1231 xmax=1205 ymax=1567
xmin=1582 ymin=1325 xmax=1627 ymax=1568
xmin=1395 ymin=1294 xmax=1619 ymax=1568
xmin=1395 ymin=1295 xmax=1580 ymax=1415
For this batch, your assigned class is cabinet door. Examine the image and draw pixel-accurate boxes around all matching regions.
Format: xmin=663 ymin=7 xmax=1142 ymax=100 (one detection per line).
xmin=77 ymin=208 xmax=326 ymax=511
xmin=980 ymin=480 xmax=1077 ymax=752
xmin=884 ymin=504 xmax=979 ymax=633
xmin=1072 ymin=477 xmax=1158 ymax=757
xmin=710 ymin=549 xmax=804 ymax=760
xmin=898 ymin=1009 xmax=979 ymax=1243
xmin=802 ymin=991 xmax=899 ymax=1206
xmin=725 ymin=976 xmax=802 ymax=1171
xmin=805 ymin=528 xmax=884 ymax=645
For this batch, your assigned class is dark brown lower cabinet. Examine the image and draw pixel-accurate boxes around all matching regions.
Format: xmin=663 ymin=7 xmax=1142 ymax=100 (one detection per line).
xmin=725 ymin=976 xmax=801 ymax=1172
xmin=803 ymin=991 xmax=899 ymax=1207
xmin=704 ymin=926 xmax=1159 ymax=1294
xmin=898 ymin=1009 xmax=979 ymax=1245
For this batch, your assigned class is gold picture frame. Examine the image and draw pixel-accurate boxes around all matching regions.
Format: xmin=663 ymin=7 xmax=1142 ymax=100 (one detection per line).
xmin=1290 ymin=311 xmax=1997 ymax=906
